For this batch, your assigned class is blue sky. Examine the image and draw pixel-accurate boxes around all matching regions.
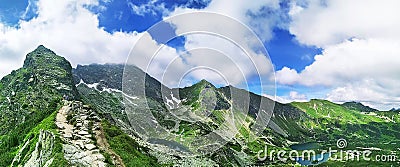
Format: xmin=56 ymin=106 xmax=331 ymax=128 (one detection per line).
xmin=0 ymin=0 xmax=28 ymax=25
xmin=1 ymin=0 xmax=399 ymax=110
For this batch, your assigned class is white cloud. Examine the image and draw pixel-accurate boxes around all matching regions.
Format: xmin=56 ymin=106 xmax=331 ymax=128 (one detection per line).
xmin=128 ymin=0 xmax=168 ymax=16
xmin=289 ymin=0 xmax=400 ymax=47
xmin=276 ymin=0 xmax=400 ymax=110
xmin=326 ymin=85 xmax=386 ymax=103
xmin=143 ymin=0 xmax=284 ymax=91
xmin=263 ymin=94 xmax=291 ymax=104
xmin=326 ymin=83 xmax=400 ymax=110
xmin=278 ymin=38 xmax=400 ymax=86
xmin=127 ymin=30 xmax=272 ymax=89
xmin=182 ymin=33 xmax=272 ymax=86
xmin=275 ymin=67 xmax=300 ymax=85
xmin=276 ymin=38 xmax=400 ymax=109
xmin=128 ymin=32 xmax=184 ymax=87
xmin=167 ymin=0 xmax=282 ymax=42
xmin=289 ymin=91 xmax=307 ymax=101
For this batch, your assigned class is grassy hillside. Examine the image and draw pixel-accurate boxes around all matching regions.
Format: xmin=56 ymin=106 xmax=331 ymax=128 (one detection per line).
xmin=291 ymin=99 xmax=400 ymax=166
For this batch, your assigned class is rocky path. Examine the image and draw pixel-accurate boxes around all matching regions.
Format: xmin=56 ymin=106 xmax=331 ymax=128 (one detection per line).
xmin=56 ymin=101 xmax=107 ymax=167
xmin=56 ymin=104 xmax=74 ymax=140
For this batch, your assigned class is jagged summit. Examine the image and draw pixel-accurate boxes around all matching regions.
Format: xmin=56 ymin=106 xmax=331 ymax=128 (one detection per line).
xmin=20 ymin=45 xmax=79 ymax=98
xmin=23 ymin=45 xmax=61 ymax=68
xmin=34 ymin=45 xmax=55 ymax=54
xmin=191 ymin=79 xmax=216 ymax=89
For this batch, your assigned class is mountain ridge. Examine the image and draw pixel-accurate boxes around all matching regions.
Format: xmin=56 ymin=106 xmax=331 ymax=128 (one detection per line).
xmin=72 ymin=59 xmax=399 ymax=166
xmin=1 ymin=45 xmax=399 ymax=166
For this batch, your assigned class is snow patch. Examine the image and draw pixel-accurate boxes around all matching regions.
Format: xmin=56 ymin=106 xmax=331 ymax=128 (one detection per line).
xmin=76 ymin=79 xmax=99 ymax=90
xmin=123 ymin=93 xmax=138 ymax=100
xmin=165 ymin=92 xmax=181 ymax=109
xmin=86 ymin=83 xmax=99 ymax=89
xmin=75 ymin=79 xmax=85 ymax=87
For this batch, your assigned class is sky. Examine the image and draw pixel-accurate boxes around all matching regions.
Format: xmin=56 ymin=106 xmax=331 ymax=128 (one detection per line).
xmin=0 ymin=0 xmax=399 ymax=110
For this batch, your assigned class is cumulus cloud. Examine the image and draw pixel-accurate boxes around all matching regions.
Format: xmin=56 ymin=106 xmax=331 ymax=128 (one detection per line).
xmin=143 ymin=0 xmax=284 ymax=91
xmin=167 ymin=0 xmax=283 ymax=42
xmin=276 ymin=0 xmax=400 ymax=109
xmin=277 ymin=38 xmax=400 ymax=86
xmin=0 ymin=0 xmax=143 ymax=77
xmin=289 ymin=91 xmax=307 ymax=101
xmin=289 ymin=0 xmax=400 ymax=47
xmin=0 ymin=0 xmax=188 ymax=81
xmin=276 ymin=39 xmax=400 ymax=109
xmin=275 ymin=67 xmax=300 ymax=85
xmin=326 ymin=83 xmax=400 ymax=110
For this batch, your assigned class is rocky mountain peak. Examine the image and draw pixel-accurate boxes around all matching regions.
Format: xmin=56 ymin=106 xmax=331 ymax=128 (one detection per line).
xmin=21 ymin=45 xmax=78 ymax=97
xmin=190 ymin=79 xmax=216 ymax=90
xmin=23 ymin=45 xmax=63 ymax=68
xmin=34 ymin=45 xmax=54 ymax=54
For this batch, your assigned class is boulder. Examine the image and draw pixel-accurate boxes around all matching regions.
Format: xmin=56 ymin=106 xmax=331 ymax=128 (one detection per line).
xmin=63 ymin=133 xmax=73 ymax=138
xmin=94 ymin=154 xmax=105 ymax=161
xmin=63 ymin=144 xmax=78 ymax=154
xmin=56 ymin=122 xmax=64 ymax=129
xmin=78 ymin=131 xmax=89 ymax=135
xmin=85 ymin=144 xmax=96 ymax=150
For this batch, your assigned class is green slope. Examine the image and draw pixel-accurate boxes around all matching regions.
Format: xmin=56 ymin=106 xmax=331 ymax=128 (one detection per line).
xmin=291 ymin=99 xmax=400 ymax=166
xmin=0 ymin=45 xmax=77 ymax=165
xmin=72 ymin=64 xmax=400 ymax=167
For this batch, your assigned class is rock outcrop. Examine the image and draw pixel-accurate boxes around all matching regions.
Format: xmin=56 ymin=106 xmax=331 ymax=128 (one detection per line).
xmin=22 ymin=130 xmax=55 ymax=167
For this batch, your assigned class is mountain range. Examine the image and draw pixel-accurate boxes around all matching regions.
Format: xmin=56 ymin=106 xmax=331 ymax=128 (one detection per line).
xmin=0 ymin=46 xmax=399 ymax=166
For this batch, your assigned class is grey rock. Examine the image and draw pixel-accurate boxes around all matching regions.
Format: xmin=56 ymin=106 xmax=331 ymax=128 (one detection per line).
xmin=23 ymin=130 xmax=55 ymax=167
xmin=63 ymin=144 xmax=78 ymax=154
xmin=78 ymin=131 xmax=89 ymax=135
xmin=63 ymin=133 xmax=73 ymax=138
xmin=56 ymin=122 xmax=64 ymax=129
xmin=85 ymin=144 xmax=96 ymax=150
